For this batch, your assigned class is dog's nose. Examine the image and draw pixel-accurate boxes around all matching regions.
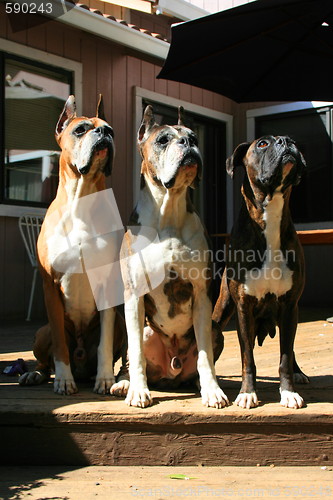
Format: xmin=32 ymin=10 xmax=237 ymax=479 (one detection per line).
xmin=95 ymin=125 xmax=114 ymax=137
xmin=178 ymin=136 xmax=189 ymax=147
xmin=276 ymin=136 xmax=288 ymax=147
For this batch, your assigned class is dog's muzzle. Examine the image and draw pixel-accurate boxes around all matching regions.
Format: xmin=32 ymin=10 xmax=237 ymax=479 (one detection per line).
xmin=78 ymin=135 xmax=114 ymax=176
xmin=162 ymin=151 xmax=201 ymax=189
xmin=259 ymin=143 xmax=303 ymax=190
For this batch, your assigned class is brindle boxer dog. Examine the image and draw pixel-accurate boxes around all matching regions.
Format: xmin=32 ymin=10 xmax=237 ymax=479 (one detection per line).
xmin=121 ymin=105 xmax=227 ymax=408
xmin=213 ymin=136 xmax=308 ymax=409
xmin=19 ymin=95 xmax=128 ymax=396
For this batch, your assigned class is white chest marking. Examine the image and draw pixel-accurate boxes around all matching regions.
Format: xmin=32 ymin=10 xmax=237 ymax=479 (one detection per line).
xmin=60 ymin=273 xmax=96 ymax=329
xmin=244 ymin=192 xmax=293 ymax=300
xmin=122 ymin=206 xmax=209 ymax=337
xmin=47 ymin=204 xmax=96 ymax=329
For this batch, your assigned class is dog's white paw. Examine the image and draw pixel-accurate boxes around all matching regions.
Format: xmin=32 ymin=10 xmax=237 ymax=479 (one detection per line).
xmin=19 ymin=370 xmax=48 ymax=386
xmin=201 ymin=384 xmax=229 ymax=409
xmin=54 ymin=377 xmax=78 ymax=395
xmin=125 ymin=386 xmax=152 ymax=408
xmin=235 ymin=392 xmax=259 ymax=409
xmin=54 ymin=361 xmax=77 ymax=395
xmin=94 ymin=375 xmax=116 ymax=395
xmin=280 ymin=390 xmax=304 ymax=409
xmin=111 ymin=379 xmax=130 ymax=397
xmin=293 ymin=372 xmax=310 ymax=384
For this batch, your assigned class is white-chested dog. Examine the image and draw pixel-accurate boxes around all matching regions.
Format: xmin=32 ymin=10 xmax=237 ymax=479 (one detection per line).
xmin=19 ymin=96 xmax=128 ymax=396
xmin=213 ymin=136 xmax=308 ymax=409
xmin=120 ymin=106 xmax=227 ymax=408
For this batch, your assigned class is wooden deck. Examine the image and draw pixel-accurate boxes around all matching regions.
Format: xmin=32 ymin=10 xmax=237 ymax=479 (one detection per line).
xmin=1 ymin=308 xmax=332 ymax=467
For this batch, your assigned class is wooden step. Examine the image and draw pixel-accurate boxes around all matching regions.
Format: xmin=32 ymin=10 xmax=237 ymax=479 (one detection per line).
xmin=1 ymin=313 xmax=332 ymax=467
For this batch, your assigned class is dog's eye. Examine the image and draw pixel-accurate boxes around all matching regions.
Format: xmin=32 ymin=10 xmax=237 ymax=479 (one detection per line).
xmin=257 ymin=140 xmax=269 ymax=149
xmin=189 ymin=134 xmax=198 ymax=147
xmin=157 ymin=134 xmax=169 ymax=146
xmin=74 ymin=125 xmax=88 ymax=136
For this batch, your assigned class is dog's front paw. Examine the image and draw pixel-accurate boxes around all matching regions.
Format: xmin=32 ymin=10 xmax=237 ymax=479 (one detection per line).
xmin=280 ymin=390 xmax=304 ymax=409
xmin=94 ymin=375 xmax=116 ymax=395
xmin=111 ymin=379 xmax=130 ymax=397
xmin=54 ymin=377 xmax=78 ymax=395
xmin=125 ymin=386 xmax=152 ymax=408
xmin=54 ymin=361 xmax=77 ymax=395
xmin=235 ymin=392 xmax=259 ymax=409
xmin=19 ymin=370 xmax=48 ymax=386
xmin=201 ymin=384 xmax=229 ymax=409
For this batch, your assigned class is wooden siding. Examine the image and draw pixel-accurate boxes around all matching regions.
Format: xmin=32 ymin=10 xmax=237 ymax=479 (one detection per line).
xmin=1 ymin=4 xmax=239 ymax=220
xmin=0 ymin=217 xmax=46 ymax=320
xmin=1 ymin=5 xmax=329 ymax=319
xmin=0 ymin=5 xmax=237 ymax=319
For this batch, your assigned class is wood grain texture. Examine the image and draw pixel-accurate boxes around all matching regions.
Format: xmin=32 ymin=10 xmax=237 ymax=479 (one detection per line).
xmin=0 ymin=317 xmax=332 ymax=466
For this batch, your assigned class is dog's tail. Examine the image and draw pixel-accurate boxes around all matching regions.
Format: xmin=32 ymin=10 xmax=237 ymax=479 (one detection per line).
xmin=212 ymin=273 xmax=235 ymax=329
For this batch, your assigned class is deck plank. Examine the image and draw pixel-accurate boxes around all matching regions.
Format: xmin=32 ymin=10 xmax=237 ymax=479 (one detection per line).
xmin=1 ymin=311 xmax=332 ymax=466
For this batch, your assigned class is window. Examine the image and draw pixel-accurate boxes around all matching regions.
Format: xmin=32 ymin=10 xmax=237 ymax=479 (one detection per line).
xmin=250 ymin=104 xmax=333 ymax=225
xmin=1 ymin=54 xmax=72 ymax=206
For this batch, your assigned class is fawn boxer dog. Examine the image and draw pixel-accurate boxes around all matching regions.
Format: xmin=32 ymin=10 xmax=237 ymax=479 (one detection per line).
xmin=19 ymin=95 xmax=128 ymax=396
xmin=120 ymin=105 xmax=227 ymax=408
xmin=213 ymin=136 xmax=308 ymax=409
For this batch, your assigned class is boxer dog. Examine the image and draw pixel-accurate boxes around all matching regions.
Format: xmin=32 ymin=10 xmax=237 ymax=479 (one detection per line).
xmin=213 ymin=136 xmax=308 ymax=409
xmin=19 ymin=95 xmax=128 ymax=396
xmin=120 ymin=105 xmax=227 ymax=408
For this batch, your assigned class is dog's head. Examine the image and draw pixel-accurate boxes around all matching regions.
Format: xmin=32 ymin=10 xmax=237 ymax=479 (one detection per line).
xmin=138 ymin=105 xmax=202 ymax=190
xmin=227 ymin=136 xmax=306 ymax=194
xmin=55 ymin=95 xmax=114 ymax=177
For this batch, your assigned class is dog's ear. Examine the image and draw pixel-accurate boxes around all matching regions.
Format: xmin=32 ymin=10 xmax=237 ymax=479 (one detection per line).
xmin=138 ymin=105 xmax=157 ymax=145
xmin=96 ymin=94 xmax=106 ymax=122
xmin=56 ymin=95 xmax=77 ymax=141
xmin=294 ymin=150 xmax=307 ymax=185
xmin=226 ymin=142 xmax=251 ymax=178
xmin=178 ymin=106 xmax=185 ymax=126
xmin=190 ymin=164 xmax=202 ymax=190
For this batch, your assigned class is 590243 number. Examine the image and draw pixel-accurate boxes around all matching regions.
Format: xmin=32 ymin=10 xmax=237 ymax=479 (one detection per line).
xmin=5 ymin=2 xmax=53 ymax=14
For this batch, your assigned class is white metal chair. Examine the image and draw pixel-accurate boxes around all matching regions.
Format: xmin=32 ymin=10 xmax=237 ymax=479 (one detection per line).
xmin=18 ymin=214 xmax=44 ymax=321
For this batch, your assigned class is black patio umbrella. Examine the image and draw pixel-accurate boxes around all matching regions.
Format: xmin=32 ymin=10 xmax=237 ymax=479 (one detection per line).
xmin=157 ymin=0 xmax=333 ymax=103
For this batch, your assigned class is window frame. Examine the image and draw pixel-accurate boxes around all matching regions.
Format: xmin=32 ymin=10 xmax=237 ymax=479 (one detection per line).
xmin=247 ymin=101 xmax=333 ymax=230
xmin=0 ymin=38 xmax=82 ymax=217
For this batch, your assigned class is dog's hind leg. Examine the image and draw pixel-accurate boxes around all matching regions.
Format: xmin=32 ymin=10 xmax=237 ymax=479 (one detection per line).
xmin=293 ymin=352 xmax=310 ymax=384
xmin=111 ymin=352 xmax=129 ymax=397
xmin=19 ymin=324 xmax=52 ymax=386
xmin=212 ymin=272 xmax=235 ymax=330
xmin=212 ymin=320 xmax=224 ymax=362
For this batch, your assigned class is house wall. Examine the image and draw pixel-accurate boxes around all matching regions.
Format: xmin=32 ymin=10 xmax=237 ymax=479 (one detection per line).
xmin=0 ymin=5 xmax=237 ymax=320
xmin=0 ymin=5 xmax=329 ymax=320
